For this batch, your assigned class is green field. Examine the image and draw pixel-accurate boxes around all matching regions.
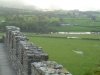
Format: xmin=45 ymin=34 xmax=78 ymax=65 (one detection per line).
xmin=0 ymin=16 xmax=5 ymax=23
xmin=0 ymin=16 xmax=5 ymax=20
xmin=0 ymin=33 xmax=4 ymax=37
xmin=92 ymin=14 xmax=100 ymax=17
xmin=24 ymin=33 xmax=100 ymax=75
xmin=45 ymin=16 xmax=100 ymax=32
xmin=49 ymin=26 xmax=100 ymax=32
xmin=0 ymin=32 xmax=100 ymax=75
xmin=47 ymin=16 xmax=100 ymax=32
xmin=25 ymin=33 xmax=100 ymax=39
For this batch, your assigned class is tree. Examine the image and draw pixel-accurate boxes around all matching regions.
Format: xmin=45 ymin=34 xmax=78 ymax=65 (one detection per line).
xmin=91 ymin=16 xmax=96 ymax=21
xmin=51 ymin=21 xmax=60 ymax=26
xmin=59 ymin=17 xmax=63 ymax=22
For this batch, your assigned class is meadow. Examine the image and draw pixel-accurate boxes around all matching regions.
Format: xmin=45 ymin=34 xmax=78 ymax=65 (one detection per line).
xmin=45 ymin=16 xmax=100 ymax=32
xmin=0 ymin=16 xmax=5 ymax=23
xmin=0 ymin=32 xmax=4 ymax=37
xmin=48 ymin=16 xmax=100 ymax=32
xmin=49 ymin=25 xmax=100 ymax=32
xmin=24 ymin=33 xmax=100 ymax=75
xmin=0 ymin=32 xmax=100 ymax=75
xmin=25 ymin=32 xmax=100 ymax=39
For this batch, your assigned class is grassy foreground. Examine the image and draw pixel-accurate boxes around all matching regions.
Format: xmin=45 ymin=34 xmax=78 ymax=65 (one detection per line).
xmin=26 ymin=33 xmax=100 ymax=75
xmin=0 ymin=33 xmax=100 ymax=75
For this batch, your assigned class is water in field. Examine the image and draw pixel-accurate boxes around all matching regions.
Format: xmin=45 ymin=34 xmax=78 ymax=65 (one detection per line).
xmin=67 ymin=37 xmax=79 ymax=39
xmin=73 ymin=50 xmax=83 ymax=55
xmin=55 ymin=32 xmax=91 ymax=34
xmin=55 ymin=32 xmax=100 ymax=34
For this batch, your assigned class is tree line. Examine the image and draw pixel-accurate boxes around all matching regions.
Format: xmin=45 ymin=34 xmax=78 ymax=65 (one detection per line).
xmin=0 ymin=14 xmax=62 ymax=33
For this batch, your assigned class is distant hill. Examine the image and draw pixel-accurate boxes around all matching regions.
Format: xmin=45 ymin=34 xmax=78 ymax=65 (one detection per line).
xmin=0 ymin=0 xmax=40 ymax=10
xmin=0 ymin=0 xmax=23 ymax=7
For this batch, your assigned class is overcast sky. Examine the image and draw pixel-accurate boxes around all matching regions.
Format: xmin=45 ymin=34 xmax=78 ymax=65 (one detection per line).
xmin=1 ymin=0 xmax=100 ymax=11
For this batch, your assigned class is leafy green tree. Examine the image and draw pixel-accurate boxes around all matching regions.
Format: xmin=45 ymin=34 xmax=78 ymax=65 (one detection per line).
xmin=59 ymin=17 xmax=63 ymax=22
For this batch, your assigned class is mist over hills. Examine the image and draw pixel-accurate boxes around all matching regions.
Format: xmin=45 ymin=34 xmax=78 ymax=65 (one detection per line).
xmin=0 ymin=0 xmax=24 ymax=6
xmin=0 ymin=0 xmax=100 ymax=11
xmin=0 ymin=0 xmax=40 ymax=10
